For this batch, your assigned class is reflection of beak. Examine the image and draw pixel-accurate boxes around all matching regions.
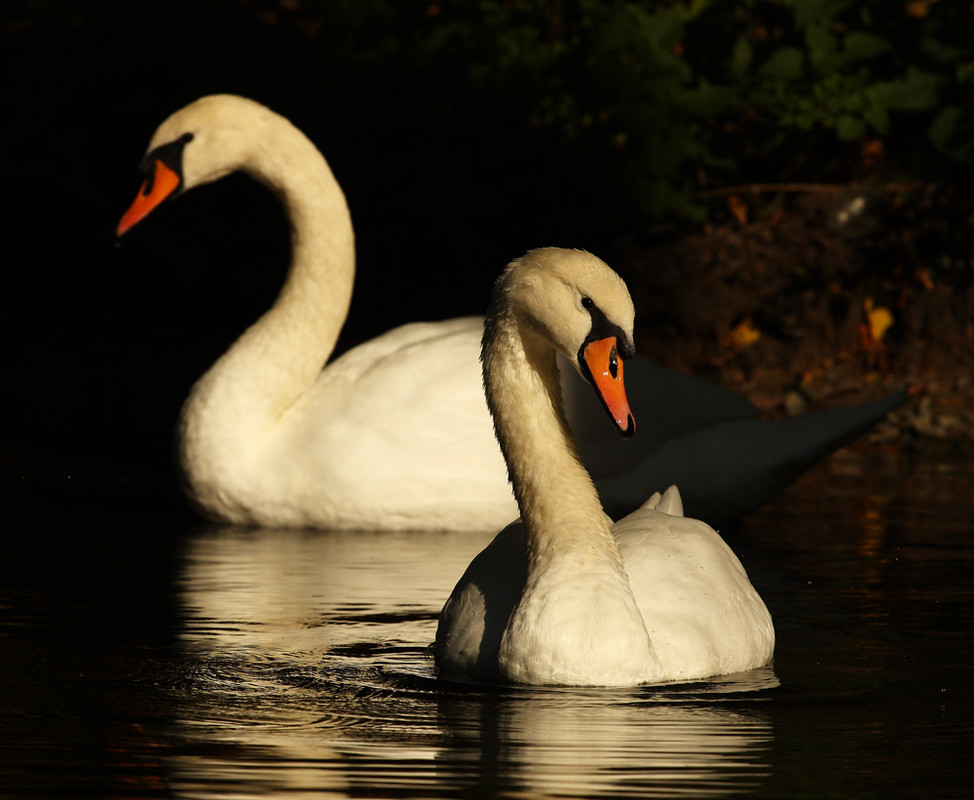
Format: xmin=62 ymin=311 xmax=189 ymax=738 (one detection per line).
xmin=116 ymin=159 xmax=182 ymax=236
xmin=582 ymin=336 xmax=635 ymax=437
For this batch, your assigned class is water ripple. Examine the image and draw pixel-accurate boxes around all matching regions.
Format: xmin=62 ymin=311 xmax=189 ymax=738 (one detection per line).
xmin=164 ymin=525 xmax=781 ymax=798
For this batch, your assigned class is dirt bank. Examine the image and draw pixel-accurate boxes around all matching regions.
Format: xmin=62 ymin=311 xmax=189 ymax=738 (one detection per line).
xmin=609 ymin=190 xmax=974 ymax=450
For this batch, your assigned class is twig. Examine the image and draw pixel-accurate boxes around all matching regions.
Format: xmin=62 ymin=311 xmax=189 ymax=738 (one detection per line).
xmin=693 ymin=181 xmax=921 ymax=199
xmin=693 ymin=183 xmax=850 ymax=198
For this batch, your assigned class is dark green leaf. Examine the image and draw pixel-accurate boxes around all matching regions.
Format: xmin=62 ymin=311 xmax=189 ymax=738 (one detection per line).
xmin=873 ymin=68 xmax=942 ymax=112
xmin=862 ymin=102 xmax=890 ymax=135
xmin=759 ymin=47 xmax=805 ymax=79
xmin=836 ymin=114 xmax=866 ymax=141
xmin=730 ymin=33 xmax=753 ymax=79
xmin=844 ymin=32 xmax=891 ymax=62
xmin=805 ymin=23 xmax=838 ymax=56
xmin=928 ymin=105 xmax=971 ymax=163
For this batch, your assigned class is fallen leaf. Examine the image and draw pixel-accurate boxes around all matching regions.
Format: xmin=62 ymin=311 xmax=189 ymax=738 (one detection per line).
xmin=727 ymin=195 xmax=748 ymax=225
xmin=916 ymin=268 xmax=934 ymax=290
xmin=723 ymin=317 xmax=761 ymax=350
xmin=865 ymin=299 xmax=894 ymax=343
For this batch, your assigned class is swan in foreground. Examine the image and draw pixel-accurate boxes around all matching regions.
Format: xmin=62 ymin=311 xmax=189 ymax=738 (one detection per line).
xmin=434 ymin=249 xmax=774 ymax=686
xmin=117 ymin=94 xmax=904 ymax=530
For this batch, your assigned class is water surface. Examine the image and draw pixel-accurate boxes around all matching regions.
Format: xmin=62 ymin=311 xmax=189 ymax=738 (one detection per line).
xmin=2 ymin=446 xmax=972 ymax=798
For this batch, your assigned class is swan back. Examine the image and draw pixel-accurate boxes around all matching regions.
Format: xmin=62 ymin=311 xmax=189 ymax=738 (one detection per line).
xmin=614 ymin=500 xmax=775 ymax=679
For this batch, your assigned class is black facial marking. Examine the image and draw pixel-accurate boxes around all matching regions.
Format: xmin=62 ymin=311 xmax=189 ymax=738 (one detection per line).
xmin=578 ymin=301 xmax=635 ymax=362
xmin=138 ymin=132 xmax=194 ymax=195
xmin=577 ymin=312 xmax=632 ymax=395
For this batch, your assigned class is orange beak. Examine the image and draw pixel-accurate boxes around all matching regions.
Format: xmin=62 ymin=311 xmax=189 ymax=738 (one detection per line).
xmin=583 ymin=336 xmax=635 ymax=437
xmin=116 ymin=159 xmax=182 ymax=236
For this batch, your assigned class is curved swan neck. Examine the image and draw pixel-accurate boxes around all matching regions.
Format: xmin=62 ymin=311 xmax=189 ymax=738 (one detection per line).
xmin=481 ymin=263 xmax=656 ymax=685
xmin=245 ymin=123 xmax=355 ymax=377
xmin=483 ymin=307 xmax=616 ymax=560
xmin=199 ymin=113 xmax=355 ymax=419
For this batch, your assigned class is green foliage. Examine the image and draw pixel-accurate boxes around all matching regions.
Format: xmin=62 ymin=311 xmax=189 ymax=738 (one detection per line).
xmin=261 ymin=0 xmax=972 ymax=226
xmin=747 ymin=2 xmax=945 ymax=144
xmin=404 ymin=0 xmax=744 ymax=221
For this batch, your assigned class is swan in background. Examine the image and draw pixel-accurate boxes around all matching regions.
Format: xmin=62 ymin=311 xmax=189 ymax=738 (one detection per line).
xmin=434 ymin=248 xmax=774 ymax=686
xmin=117 ymin=94 xmax=512 ymax=530
xmin=117 ymin=94 xmax=904 ymax=530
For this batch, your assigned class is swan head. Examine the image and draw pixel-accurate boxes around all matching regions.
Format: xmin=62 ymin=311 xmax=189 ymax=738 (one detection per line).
xmin=491 ymin=247 xmax=637 ymax=436
xmin=116 ymin=95 xmax=276 ymax=236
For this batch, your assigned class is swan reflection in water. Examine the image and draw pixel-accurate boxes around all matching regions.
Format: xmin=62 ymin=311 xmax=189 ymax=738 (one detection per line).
xmin=437 ymin=676 xmax=777 ymax=798
xmin=169 ymin=526 xmax=776 ymax=798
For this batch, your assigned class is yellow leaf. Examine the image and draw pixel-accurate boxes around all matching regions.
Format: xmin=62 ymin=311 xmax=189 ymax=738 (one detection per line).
xmin=725 ymin=317 xmax=761 ymax=350
xmin=865 ymin=301 xmax=894 ymax=342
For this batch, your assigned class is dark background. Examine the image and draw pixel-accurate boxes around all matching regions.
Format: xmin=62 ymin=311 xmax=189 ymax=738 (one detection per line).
xmin=4 ymin=1 xmax=588 ymax=508
xmin=3 ymin=9 xmax=972 ymax=799
xmin=4 ymin=0 xmax=972 ymax=516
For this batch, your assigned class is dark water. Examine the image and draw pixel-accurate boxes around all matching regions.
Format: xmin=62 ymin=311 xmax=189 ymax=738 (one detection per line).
xmin=2 ymin=446 xmax=972 ymax=798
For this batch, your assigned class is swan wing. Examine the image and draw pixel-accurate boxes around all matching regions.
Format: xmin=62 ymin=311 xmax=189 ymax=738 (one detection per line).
xmin=266 ymin=317 xmax=515 ymax=530
xmin=435 ymin=523 xmax=527 ymax=677
xmin=563 ymin=354 xmax=759 ymax=478
xmin=595 ymin=388 xmax=908 ymax=525
xmin=614 ymin=506 xmax=775 ymax=680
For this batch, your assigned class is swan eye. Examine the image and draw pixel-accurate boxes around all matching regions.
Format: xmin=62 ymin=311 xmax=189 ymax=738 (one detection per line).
xmin=581 ymin=296 xmax=594 ymax=310
xmin=180 ymin=132 xmax=195 ymax=145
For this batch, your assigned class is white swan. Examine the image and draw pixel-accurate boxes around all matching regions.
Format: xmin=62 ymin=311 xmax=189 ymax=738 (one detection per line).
xmin=434 ymin=248 xmax=774 ymax=686
xmin=117 ymin=94 xmax=904 ymax=531
xmin=117 ymin=94 xmax=514 ymax=530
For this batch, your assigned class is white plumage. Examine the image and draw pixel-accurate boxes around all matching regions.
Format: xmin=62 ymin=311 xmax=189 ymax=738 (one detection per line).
xmin=434 ymin=249 xmax=774 ymax=686
xmin=118 ymin=94 xmax=903 ymax=531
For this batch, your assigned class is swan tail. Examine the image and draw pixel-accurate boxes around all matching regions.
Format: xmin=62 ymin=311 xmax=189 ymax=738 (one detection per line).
xmin=641 ymin=485 xmax=684 ymax=516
